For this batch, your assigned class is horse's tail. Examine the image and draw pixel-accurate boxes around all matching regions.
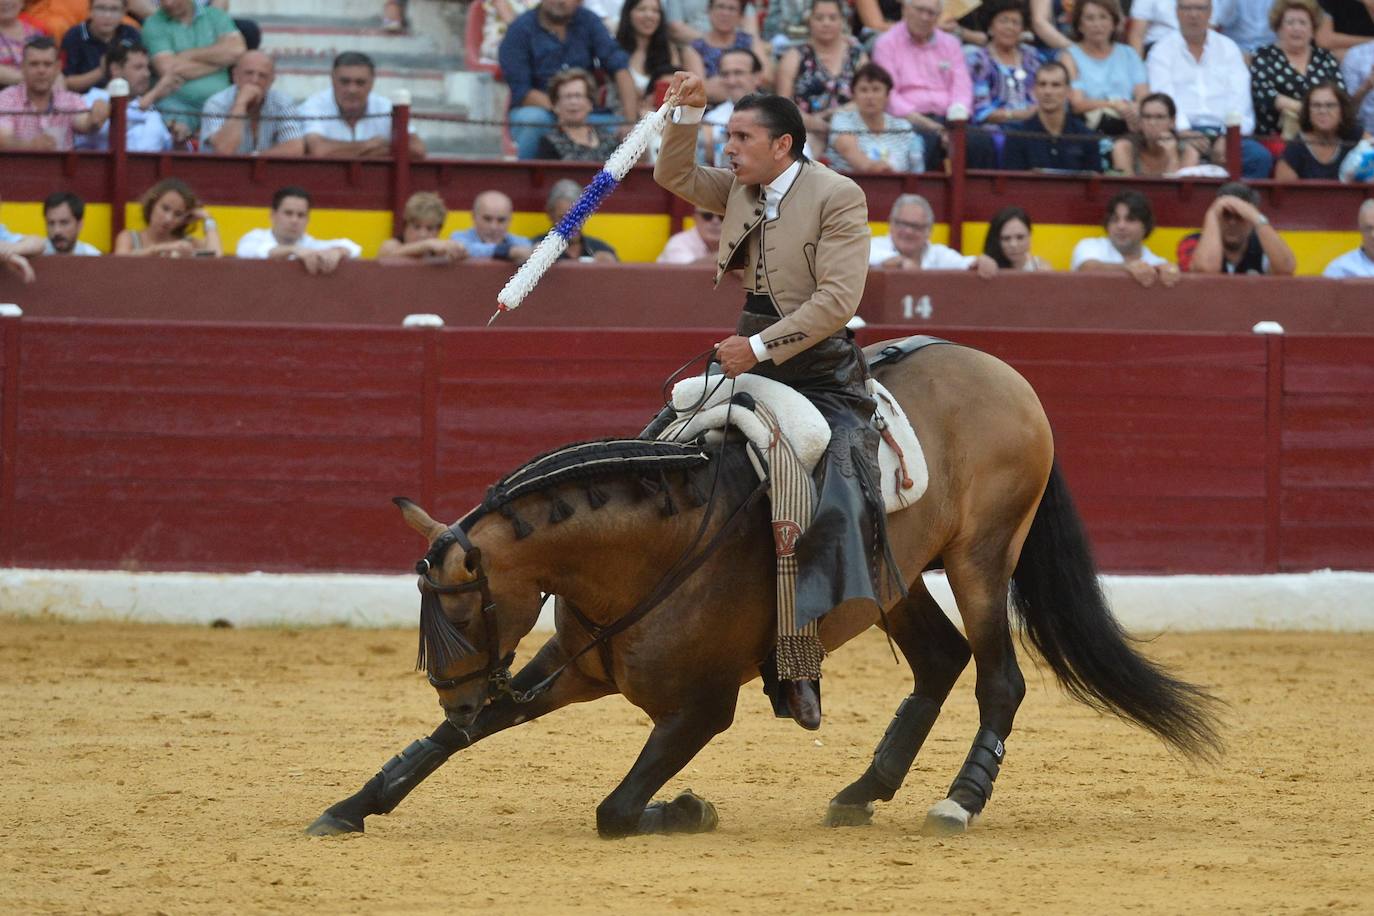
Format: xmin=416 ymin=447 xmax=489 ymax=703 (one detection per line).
xmin=1010 ymin=459 xmax=1224 ymax=762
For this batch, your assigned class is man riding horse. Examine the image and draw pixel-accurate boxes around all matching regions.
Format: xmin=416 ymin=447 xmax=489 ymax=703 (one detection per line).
xmin=651 ymin=72 xmax=901 ymax=730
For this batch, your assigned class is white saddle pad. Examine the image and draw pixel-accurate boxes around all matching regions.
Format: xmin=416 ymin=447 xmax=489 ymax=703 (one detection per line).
xmin=660 ymin=373 xmax=927 ymax=513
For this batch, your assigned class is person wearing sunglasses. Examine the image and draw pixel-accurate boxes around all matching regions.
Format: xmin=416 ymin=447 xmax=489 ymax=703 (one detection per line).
xmin=657 ymin=207 xmax=724 ymax=263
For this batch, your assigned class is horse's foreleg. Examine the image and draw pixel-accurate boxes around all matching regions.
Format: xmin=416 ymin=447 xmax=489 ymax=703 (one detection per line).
xmin=595 ymin=691 xmax=738 ymax=839
xmin=922 ymin=553 xmax=1027 ymax=837
xmin=305 ymin=637 xmax=607 ymax=836
xmin=827 ymin=579 xmax=971 ymax=827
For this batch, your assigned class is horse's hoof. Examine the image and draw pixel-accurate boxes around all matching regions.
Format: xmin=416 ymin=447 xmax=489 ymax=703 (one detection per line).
xmin=663 ymin=789 xmax=719 ymax=834
xmin=823 ymin=800 xmax=874 ymax=828
xmin=305 ymin=811 xmax=364 ymax=837
xmin=920 ymin=798 xmax=971 ymax=837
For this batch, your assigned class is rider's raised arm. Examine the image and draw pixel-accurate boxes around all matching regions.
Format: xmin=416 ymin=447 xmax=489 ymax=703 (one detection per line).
xmin=653 ymin=110 xmax=733 ymax=215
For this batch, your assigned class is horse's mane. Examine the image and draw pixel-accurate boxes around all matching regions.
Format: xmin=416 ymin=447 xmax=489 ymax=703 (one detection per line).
xmin=464 ymin=438 xmax=714 ymax=537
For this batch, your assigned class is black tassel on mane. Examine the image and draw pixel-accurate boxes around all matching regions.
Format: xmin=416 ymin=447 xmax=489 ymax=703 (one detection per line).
xmin=548 ymin=495 xmax=575 ymax=523
xmin=416 ymin=589 xmax=477 ymax=674
xmin=585 ymin=482 xmax=609 ymax=509
xmin=498 ymin=503 xmax=534 ymax=539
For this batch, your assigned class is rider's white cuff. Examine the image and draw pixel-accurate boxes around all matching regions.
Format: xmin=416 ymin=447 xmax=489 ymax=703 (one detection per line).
xmin=748 ymin=333 xmax=769 ymax=362
xmin=672 ymin=105 xmax=706 ymax=125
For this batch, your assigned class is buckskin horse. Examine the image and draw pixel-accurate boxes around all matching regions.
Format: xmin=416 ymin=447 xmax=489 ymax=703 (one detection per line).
xmin=306 ymin=338 xmax=1222 ymax=839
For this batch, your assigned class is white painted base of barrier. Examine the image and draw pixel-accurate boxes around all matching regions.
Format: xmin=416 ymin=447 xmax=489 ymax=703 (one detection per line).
xmin=1 ymin=568 xmax=1372 ymax=632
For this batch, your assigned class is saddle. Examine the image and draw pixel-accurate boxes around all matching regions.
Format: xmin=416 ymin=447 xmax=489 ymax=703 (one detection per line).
xmin=657 ymin=372 xmax=928 ymax=513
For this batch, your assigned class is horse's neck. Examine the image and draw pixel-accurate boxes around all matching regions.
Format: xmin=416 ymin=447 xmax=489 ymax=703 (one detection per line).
xmin=479 ymin=482 xmax=709 ymax=624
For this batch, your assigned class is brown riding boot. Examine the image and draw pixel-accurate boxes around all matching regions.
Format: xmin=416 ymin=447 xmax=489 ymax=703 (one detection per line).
xmin=784 ymin=678 xmax=822 ymax=730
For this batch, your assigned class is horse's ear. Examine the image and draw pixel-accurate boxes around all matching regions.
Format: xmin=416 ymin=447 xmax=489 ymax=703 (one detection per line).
xmin=392 ymin=496 xmax=448 ymax=542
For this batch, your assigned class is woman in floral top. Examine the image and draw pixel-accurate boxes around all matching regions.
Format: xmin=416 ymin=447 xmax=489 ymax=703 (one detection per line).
xmin=776 ymin=0 xmax=866 ymax=150
xmin=968 ymin=0 xmax=1042 ymax=125
xmin=1250 ymin=0 xmax=1344 ymax=138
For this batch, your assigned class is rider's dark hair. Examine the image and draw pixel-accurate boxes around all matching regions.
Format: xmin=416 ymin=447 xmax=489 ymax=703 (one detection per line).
xmin=732 ymin=93 xmax=807 ymax=162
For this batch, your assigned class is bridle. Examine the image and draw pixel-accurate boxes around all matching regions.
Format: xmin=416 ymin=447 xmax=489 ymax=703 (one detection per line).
xmin=414 ymin=524 xmax=518 ymax=696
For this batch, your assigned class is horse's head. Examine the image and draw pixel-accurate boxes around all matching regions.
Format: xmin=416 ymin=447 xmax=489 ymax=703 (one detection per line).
xmin=395 ymin=497 xmax=517 ymax=730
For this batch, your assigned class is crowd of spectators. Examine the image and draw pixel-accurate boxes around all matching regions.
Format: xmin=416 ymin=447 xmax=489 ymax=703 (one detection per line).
xmin=484 ymin=0 xmax=1374 ymax=182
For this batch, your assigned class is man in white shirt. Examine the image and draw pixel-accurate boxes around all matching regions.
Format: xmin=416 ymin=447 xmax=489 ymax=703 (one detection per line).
xmin=1322 ymin=199 xmax=1374 ymax=279
xmin=236 ymin=186 xmax=362 ymax=275
xmin=700 ymin=48 xmax=763 ymax=166
xmin=1145 ymin=0 xmax=1273 ymax=178
xmin=1072 ymin=190 xmax=1181 ymax=287
xmin=43 ymin=192 xmax=103 ymax=255
xmin=77 ymin=42 xmax=176 ymax=153
xmin=299 ymin=51 xmax=426 ymax=159
xmin=869 ymin=194 xmax=997 ymax=275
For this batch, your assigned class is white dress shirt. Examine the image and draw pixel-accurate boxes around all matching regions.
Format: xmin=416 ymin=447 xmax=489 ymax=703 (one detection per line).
xmin=1146 ymin=29 xmax=1255 ymax=135
xmin=1070 ymin=236 xmax=1167 ymax=269
xmin=869 ymin=235 xmax=974 ymax=269
xmin=236 ymin=227 xmax=362 ymax=259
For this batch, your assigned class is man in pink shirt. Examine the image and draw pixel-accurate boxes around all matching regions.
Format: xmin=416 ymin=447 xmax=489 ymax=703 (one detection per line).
xmin=0 ymin=36 xmax=108 ymax=150
xmin=655 ymin=207 xmax=724 ymax=264
xmin=871 ymin=0 xmax=995 ymax=169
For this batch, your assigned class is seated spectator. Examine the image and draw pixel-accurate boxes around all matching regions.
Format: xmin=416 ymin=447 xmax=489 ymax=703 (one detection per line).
xmin=700 ymin=47 xmax=763 ymax=165
xmin=665 ymin=0 xmax=759 ymax=46
xmin=1315 ymin=0 xmax=1374 ymax=56
xmin=692 ymin=0 xmax=772 ymax=103
xmin=1061 ymin=0 xmax=1147 ymax=136
xmin=967 ymin=0 xmax=1039 ymax=128
xmin=236 ymin=186 xmax=360 ymax=273
xmin=1071 ymin=189 xmax=1181 ymax=287
xmin=983 ymin=205 xmax=1052 ymax=270
xmin=827 ymin=62 xmax=925 ymax=173
xmin=0 ymin=37 xmax=109 ymax=150
xmin=1251 ymin=0 xmax=1344 ymax=140
xmin=1147 ymin=0 xmax=1273 ymax=179
xmin=499 ymin=0 xmax=638 ymax=161
xmin=535 ymin=68 xmax=619 ymax=161
xmin=1216 ymin=0 xmax=1276 ymax=56
xmin=872 ymin=0 xmax=996 ymax=170
xmin=775 ymin=0 xmax=865 ymax=151
xmin=450 ymin=190 xmax=532 ymax=262
xmin=1111 ymin=92 xmax=1201 ymax=174
xmin=379 ymin=191 xmax=467 ymax=261
xmin=114 ymin=177 xmax=222 ymax=256
xmin=60 ymin=0 xmax=141 ymax=92
xmin=479 ymin=0 xmax=537 ymax=65
xmin=199 ymin=50 xmax=303 ymax=155
xmin=1177 ymin=181 xmax=1296 ymax=274
xmin=382 ymin=0 xmax=404 ymax=32
xmin=0 ymin=191 xmax=43 ymax=283
xmin=42 ymin=191 xmax=102 ymax=255
xmin=1027 ymin=0 xmax=1072 ymax=55
xmin=614 ymin=0 xmax=694 ymax=111
xmin=1321 ymin=198 xmax=1374 ymax=277
xmin=532 ymin=179 xmax=618 ymax=262
xmin=656 ymin=206 xmax=722 ymax=263
xmin=300 ymin=52 xmax=425 ymax=159
xmin=1274 ymin=81 xmax=1360 ymax=179
xmin=0 ymin=2 xmax=44 ymax=91
xmin=142 ymin=0 xmax=245 ymax=137
xmin=1001 ymin=62 xmax=1102 ymax=171
xmin=1341 ymin=34 xmax=1374 ymax=135
xmin=129 ymin=1 xmax=261 ymax=50
xmin=870 ymin=193 xmax=997 ymax=274
xmin=76 ymin=42 xmax=176 ymax=152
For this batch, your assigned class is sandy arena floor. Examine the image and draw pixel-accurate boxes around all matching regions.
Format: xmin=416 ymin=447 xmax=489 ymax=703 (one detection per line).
xmin=2 ymin=617 xmax=1371 ymax=915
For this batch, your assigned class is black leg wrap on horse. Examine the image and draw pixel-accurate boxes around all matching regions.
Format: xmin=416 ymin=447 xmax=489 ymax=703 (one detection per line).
xmin=374 ymin=731 xmax=470 ymax=815
xmin=946 ymin=727 xmax=1006 ymax=815
xmin=869 ymin=694 xmax=941 ymax=799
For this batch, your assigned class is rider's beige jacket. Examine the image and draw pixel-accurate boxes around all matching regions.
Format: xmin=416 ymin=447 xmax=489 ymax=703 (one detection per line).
xmin=653 ymin=119 xmax=871 ymax=365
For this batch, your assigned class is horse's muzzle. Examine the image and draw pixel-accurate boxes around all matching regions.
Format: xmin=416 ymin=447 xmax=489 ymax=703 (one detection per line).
xmin=443 ymin=703 xmax=480 ymax=730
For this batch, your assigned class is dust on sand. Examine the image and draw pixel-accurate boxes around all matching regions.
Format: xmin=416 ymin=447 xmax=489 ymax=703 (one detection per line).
xmin=2 ymin=618 xmax=1371 ymax=914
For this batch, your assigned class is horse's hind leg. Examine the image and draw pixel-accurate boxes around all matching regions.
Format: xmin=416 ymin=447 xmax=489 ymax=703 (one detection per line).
xmin=305 ymin=636 xmax=608 ymax=836
xmin=595 ymin=688 xmax=739 ymax=839
xmin=921 ymin=546 xmax=1028 ymax=837
xmin=826 ymin=577 xmax=971 ymax=827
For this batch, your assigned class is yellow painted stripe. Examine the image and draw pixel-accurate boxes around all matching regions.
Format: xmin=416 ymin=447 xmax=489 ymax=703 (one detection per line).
xmin=3 ymin=201 xmax=1360 ymax=275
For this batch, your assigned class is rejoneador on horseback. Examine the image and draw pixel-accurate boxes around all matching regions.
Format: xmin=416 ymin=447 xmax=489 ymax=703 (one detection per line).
xmin=306 ymin=76 xmax=1223 ymax=842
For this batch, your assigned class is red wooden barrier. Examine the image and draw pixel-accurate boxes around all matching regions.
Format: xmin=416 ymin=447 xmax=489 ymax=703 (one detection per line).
xmin=5 ymin=259 xmax=1374 ymax=335
xmin=1 ymin=318 xmax=1370 ymax=575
